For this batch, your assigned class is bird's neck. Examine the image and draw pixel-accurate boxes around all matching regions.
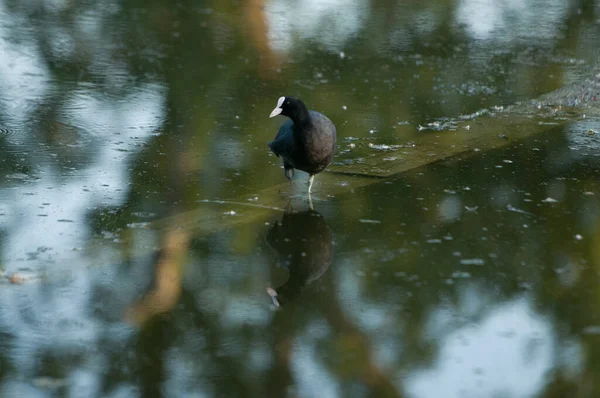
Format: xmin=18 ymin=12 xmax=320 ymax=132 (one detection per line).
xmin=291 ymin=106 xmax=311 ymax=127
xmin=291 ymin=108 xmax=312 ymax=144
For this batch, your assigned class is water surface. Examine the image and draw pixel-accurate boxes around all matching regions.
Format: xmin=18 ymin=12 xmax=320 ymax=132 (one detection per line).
xmin=1 ymin=0 xmax=600 ymax=397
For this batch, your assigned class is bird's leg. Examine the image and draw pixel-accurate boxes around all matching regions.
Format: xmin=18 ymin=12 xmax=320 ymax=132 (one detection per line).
xmin=308 ymin=174 xmax=315 ymax=194
xmin=284 ymin=165 xmax=294 ymax=181
xmin=284 ymin=198 xmax=294 ymax=213
xmin=308 ymin=191 xmax=314 ymax=211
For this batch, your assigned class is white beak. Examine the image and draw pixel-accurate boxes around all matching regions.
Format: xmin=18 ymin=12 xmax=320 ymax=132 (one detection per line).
xmin=269 ymin=96 xmax=286 ymax=118
xmin=269 ymin=107 xmax=282 ymax=118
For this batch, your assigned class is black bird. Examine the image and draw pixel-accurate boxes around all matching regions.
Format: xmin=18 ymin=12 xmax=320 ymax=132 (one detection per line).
xmin=266 ymin=207 xmax=333 ymax=307
xmin=268 ymin=96 xmax=337 ymax=194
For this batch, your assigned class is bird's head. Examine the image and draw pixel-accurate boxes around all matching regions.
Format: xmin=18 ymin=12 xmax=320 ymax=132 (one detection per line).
xmin=269 ymin=96 xmax=307 ymax=120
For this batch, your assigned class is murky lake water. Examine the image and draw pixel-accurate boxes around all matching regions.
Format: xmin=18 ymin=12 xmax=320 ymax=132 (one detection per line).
xmin=1 ymin=0 xmax=600 ymax=397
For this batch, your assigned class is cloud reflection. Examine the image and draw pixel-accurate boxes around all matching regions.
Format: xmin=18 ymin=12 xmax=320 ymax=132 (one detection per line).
xmin=265 ymin=0 xmax=370 ymax=54
xmin=405 ymin=287 xmax=581 ymax=398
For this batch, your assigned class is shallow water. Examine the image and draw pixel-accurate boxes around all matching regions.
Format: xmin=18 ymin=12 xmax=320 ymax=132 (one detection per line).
xmin=1 ymin=0 xmax=600 ymax=397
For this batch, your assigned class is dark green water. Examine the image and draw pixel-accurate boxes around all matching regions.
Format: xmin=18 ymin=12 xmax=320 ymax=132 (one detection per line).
xmin=1 ymin=0 xmax=600 ymax=397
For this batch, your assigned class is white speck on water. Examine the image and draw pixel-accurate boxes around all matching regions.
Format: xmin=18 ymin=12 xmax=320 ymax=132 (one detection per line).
xmin=542 ymin=197 xmax=558 ymax=203
xmin=584 ymin=191 xmax=595 ymax=196
xmin=369 ymin=129 xmax=376 ymax=134
xmin=463 ymin=187 xmax=471 ymax=191
xmin=301 ymin=252 xmax=306 ymax=257
xmin=465 ymin=125 xmax=471 ymax=131
xmin=339 ymin=51 xmax=345 ymax=59
xmin=460 ymin=258 xmax=485 ymax=265
xmin=427 ymin=239 xmax=442 ymax=244
xmin=503 ymin=159 xmax=513 ymax=164
xmin=359 ymin=219 xmax=381 ymax=224
xmin=368 ymin=143 xmax=403 ymax=150
xmin=452 ymin=271 xmax=471 ymax=278
xmin=575 ymin=234 xmax=583 ymax=240
xmin=225 ymin=210 xmax=237 ymax=215
xmin=452 ymin=251 xmax=461 ymax=257
xmin=235 ymin=115 xmax=240 ymax=119
xmin=126 ymin=222 xmax=149 ymax=229
xmin=342 ymin=105 xmax=347 ymax=110
xmin=495 ymin=165 xmax=503 ymax=168
xmin=349 ymin=143 xmax=356 ymax=148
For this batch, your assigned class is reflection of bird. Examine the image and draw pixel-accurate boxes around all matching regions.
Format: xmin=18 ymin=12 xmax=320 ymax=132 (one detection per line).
xmin=266 ymin=207 xmax=333 ymax=307
xmin=268 ymin=96 xmax=336 ymax=195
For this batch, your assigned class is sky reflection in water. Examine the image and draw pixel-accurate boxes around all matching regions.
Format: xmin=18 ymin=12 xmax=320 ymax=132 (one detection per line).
xmin=0 ymin=0 xmax=599 ymax=397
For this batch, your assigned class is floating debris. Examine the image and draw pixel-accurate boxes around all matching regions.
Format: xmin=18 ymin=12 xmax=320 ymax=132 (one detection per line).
xmin=9 ymin=274 xmax=25 ymax=284
xmin=367 ymin=143 xmax=403 ymax=151
xmin=460 ymin=258 xmax=485 ymax=265
xmin=506 ymin=204 xmax=535 ymax=216
xmin=541 ymin=197 xmax=558 ymax=203
xmin=359 ymin=219 xmax=381 ymax=224
xmin=575 ymin=234 xmax=583 ymax=241
xmin=131 ymin=212 xmax=156 ymax=218
xmin=126 ymin=222 xmax=150 ymax=229
xmin=452 ymin=271 xmax=471 ymax=278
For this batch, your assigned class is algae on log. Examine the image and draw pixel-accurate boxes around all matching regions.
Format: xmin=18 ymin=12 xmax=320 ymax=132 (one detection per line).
xmin=330 ymin=70 xmax=600 ymax=178
xmin=150 ymin=69 xmax=600 ymax=236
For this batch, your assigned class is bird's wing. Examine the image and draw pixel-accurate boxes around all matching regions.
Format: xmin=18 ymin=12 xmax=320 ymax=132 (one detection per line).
xmin=268 ymin=120 xmax=293 ymax=156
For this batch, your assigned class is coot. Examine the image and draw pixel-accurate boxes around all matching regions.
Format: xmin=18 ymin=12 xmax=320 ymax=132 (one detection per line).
xmin=268 ymin=96 xmax=336 ymax=194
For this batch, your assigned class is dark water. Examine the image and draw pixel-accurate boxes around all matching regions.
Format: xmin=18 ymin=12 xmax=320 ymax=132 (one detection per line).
xmin=1 ymin=0 xmax=600 ymax=397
